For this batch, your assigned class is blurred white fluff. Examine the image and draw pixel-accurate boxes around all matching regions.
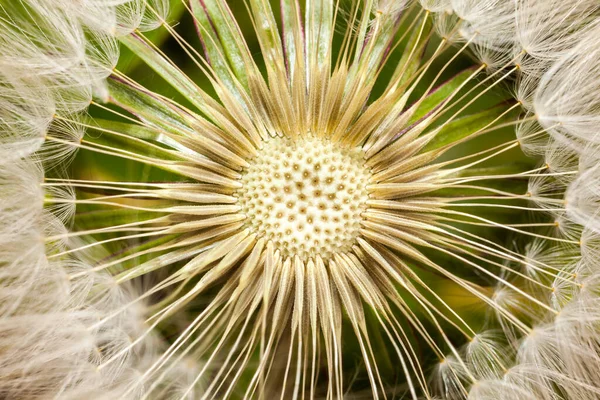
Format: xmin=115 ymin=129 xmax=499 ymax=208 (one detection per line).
xmin=464 ymin=331 xmax=509 ymax=381
xmin=566 ymin=164 xmax=600 ymax=233
xmin=0 ymin=159 xmax=116 ymax=398
xmin=431 ymin=1 xmax=599 ymax=109
xmin=450 ymin=0 xmax=517 ymax=50
xmin=0 ymin=75 xmax=55 ymax=163
xmin=418 ymin=0 xmax=452 ymax=13
xmin=443 ymin=0 xmax=599 ymax=66
xmin=514 ymin=0 xmax=599 ymax=77
xmin=0 ymin=1 xmax=113 ymax=113
xmin=54 ymin=0 xmax=169 ymax=35
xmin=0 ymin=160 xmax=191 ymax=398
xmin=467 ymin=276 xmax=600 ymax=400
xmin=422 ymin=2 xmax=600 ymax=398
xmin=543 ymin=22 xmax=600 ymax=235
xmin=535 ymin=21 xmax=600 ymax=151
xmin=0 ymin=0 xmax=168 ymax=114
xmin=0 ymin=0 xmax=172 ymax=398
xmin=515 ymin=117 xmax=548 ymax=157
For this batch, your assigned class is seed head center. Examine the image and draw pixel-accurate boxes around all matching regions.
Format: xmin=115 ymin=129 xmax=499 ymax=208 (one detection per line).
xmin=238 ymin=136 xmax=370 ymax=261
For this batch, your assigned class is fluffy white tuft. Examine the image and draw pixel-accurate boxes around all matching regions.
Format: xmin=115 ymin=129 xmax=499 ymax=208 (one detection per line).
xmin=418 ymin=0 xmax=452 ymax=13
xmin=534 ymin=21 xmax=600 ymax=152
xmin=566 ymin=165 xmax=600 ymax=234
xmin=514 ymin=0 xmax=599 ymax=77
xmin=450 ymin=0 xmax=517 ymax=50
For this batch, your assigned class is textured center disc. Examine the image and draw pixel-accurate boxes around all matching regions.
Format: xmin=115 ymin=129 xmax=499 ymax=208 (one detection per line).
xmin=238 ymin=136 xmax=370 ymax=260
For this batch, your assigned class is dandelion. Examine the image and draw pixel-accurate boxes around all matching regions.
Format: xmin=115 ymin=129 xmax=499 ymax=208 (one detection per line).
xmin=2 ymin=0 xmax=600 ymax=399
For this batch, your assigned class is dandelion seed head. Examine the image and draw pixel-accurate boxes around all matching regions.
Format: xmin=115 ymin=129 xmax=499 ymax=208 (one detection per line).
xmin=4 ymin=0 xmax=600 ymax=398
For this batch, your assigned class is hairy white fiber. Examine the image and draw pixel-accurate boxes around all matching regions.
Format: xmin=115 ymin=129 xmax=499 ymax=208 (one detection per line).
xmin=418 ymin=0 xmax=452 ymax=13
xmin=534 ymin=21 xmax=600 ymax=151
xmin=464 ymin=331 xmax=509 ymax=381
xmin=516 ymin=118 xmax=548 ymax=157
xmin=0 ymin=4 xmax=102 ymax=113
xmin=0 ymin=0 xmax=173 ymax=398
xmin=54 ymin=0 xmax=169 ymax=35
xmin=566 ymin=164 xmax=600 ymax=234
xmin=514 ymin=0 xmax=599 ymax=76
xmin=451 ymin=0 xmax=517 ymax=50
xmin=0 ymin=75 xmax=54 ymax=163
xmin=0 ymin=158 xmax=136 ymax=398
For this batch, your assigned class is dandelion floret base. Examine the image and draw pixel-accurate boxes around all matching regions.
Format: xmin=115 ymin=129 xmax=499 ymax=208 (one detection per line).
xmin=238 ymin=136 xmax=370 ymax=261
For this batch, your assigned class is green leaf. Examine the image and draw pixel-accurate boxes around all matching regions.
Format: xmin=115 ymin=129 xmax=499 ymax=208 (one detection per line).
xmin=85 ymin=117 xmax=162 ymax=141
xmin=75 ymin=208 xmax=160 ymax=230
xmin=406 ymin=67 xmax=479 ymax=127
xmin=119 ymin=33 xmax=223 ymax=120
xmin=388 ymin=11 xmax=433 ymax=92
xmin=189 ymin=0 xmax=248 ymax=92
xmin=191 ymin=0 xmax=254 ymax=85
xmin=280 ymin=0 xmax=304 ymax=74
xmin=305 ymin=0 xmax=333 ymax=69
xmin=82 ymin=117 xmax=185 ymax=162
xmin=106 ymin=77 xmax=194 ymax=137
xmin=247 ymin=0 xmax=285 ymax=69
xmin=422 ymin=103 xmax=520 ymax=152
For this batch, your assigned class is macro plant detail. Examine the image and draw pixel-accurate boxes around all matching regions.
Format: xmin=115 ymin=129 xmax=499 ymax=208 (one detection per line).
xmin=237 ymin=136 xmax=370 ymax=260
xmin=2 ymin=0 xmax=600 ymax=399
